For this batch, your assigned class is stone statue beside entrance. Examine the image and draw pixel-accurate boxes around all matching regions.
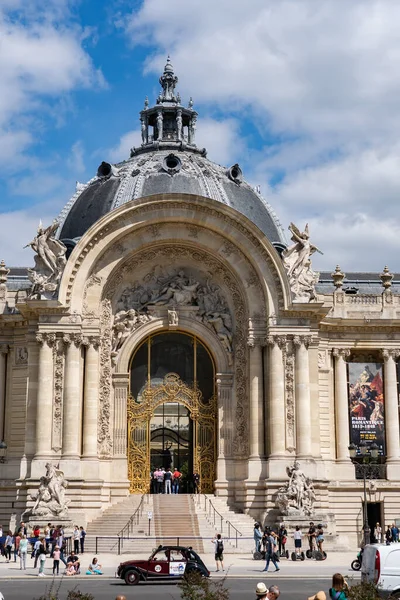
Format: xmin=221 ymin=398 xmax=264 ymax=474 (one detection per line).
xmin=24 ymin=462 xmax=70 ymax=518
xmin=275 ymin=461 xmax=316 ymax=516
xmin=25 ymin=221 xmax=67 ymax=299
xmin=282 ymin=223 xmax=322 ymax=303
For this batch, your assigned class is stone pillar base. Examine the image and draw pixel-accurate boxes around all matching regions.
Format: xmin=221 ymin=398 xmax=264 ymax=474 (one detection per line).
xmin=386 ymin=461 xmax=400 ymax=480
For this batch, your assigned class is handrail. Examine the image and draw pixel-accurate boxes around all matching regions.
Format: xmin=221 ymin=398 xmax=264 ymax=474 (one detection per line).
xmin=191 ymin=494 xmax=243 ymax=548
xmin=117 ymin=494 xmax=147 ymax=538
xmin=92 ymin=534 xmax=248 ymax=555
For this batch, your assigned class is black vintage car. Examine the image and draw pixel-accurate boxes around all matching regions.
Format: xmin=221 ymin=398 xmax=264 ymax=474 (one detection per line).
xmin=116 ymin=544 xmax=210 ymax=585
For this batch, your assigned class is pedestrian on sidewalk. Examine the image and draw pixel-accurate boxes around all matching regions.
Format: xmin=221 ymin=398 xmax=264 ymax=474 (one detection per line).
xmin=73 ymin=525 xmax=80 ymax=554
xmin=52 ymin=545 xmax=61 ymax=575
xmin=255 ymin=582 xmax=280 ymax=599
xmin=37 ymin=537 xmax=47 ymax=577
xmin=19 ymin=534 xmax=28 ymax=570
xmin=79 ymin=526 xmax=86 ymax=554
xmin=13 ymin=531 xmax=21 ymax=562
xmin=211 ymin=533 xmax=224 ymax=572
xmin=374 ymin=522 xmax=382 ymax=544
xmin=4 ymin=531 xmax=13 ymax=563
xmin=277 ymin=524 xmax=287 ymax=556
xmin=32 ymin=537 xmax=41 ymax=568
xmin=386 ymin=525 xmax=392 ymax=545
xmin=262 ymin=531 xmax=280 ymax=573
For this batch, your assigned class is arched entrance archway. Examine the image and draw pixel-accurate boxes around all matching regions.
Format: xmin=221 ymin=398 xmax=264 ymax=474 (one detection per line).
xmin=127 ymin=332 xmax=217 ymax=493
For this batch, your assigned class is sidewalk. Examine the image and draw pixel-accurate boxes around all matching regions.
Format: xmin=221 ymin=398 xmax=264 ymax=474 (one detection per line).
xmin=0 ymin=552 xmax=360 ymax=580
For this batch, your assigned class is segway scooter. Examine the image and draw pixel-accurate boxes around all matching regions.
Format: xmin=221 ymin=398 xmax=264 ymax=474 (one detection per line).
xmin=291 ymin=550 xmax=305 ymax=561
xmin=306 ymin=548 xmax=327 ymax=561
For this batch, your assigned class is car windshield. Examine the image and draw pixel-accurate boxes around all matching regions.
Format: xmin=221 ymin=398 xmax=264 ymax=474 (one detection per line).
xmin=170 ymin=550 xmax=185 ymax=561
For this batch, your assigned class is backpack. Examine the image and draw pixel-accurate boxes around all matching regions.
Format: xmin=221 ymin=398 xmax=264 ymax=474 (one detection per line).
xmin=216 ymin=540 xmax=224 ymax=553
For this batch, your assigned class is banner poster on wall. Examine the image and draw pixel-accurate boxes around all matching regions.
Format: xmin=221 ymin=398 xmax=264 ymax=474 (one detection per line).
xmin=347 ymin=362 xmax=386 ymax=456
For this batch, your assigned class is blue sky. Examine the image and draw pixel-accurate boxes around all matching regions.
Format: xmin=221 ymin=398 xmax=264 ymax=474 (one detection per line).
xmin=2 ymin=0 xmax=400 ymax=273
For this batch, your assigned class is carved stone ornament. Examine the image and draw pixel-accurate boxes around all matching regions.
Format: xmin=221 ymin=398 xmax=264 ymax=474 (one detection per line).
xmin=331 ymin=265 xmax=345 ymax=289
xmin=104 ymin=246 xmax=249 ymax=456
xmin=24 ymin=462 xmax=70 ymax=519
xmin=15 ymin=346 xmax=28 ymax=365
xmin=380 ymin=266 xmax=394 ymax=290
xmin=282 ymin=222 xmax=322 ymax=303
xmin=98 ymin=299 xmax=113 ymax=456
xmin=276 ymin=461 xmax=316 ymax=516
xmin=25 ymin=221 xmax=67 ymax=300
xmin=168 ymin=308 xmax=178 ymax=328
xmin=284 ymin=347 xmax=295 ymax=449
xmin=52 ymin=340 xmax=64 ymax=452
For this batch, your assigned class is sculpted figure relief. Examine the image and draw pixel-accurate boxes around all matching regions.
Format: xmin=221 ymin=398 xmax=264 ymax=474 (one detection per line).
xmin=276 ymin=461 xmax=316 ymax=516
xmin=26 ymin=462 xmax=70 ymax=518
xmin=282 ymin=223 xmax=322 ymax=302
xmin=25 ymin=221 xmax=67 ymax=299
xmin=112 ymin=268 xmax=233 ymax=361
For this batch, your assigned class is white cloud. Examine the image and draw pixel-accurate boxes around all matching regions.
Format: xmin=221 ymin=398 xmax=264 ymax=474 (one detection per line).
xmin=108 ymin=129 xmax=141 ymax=164
xmin=196 ymin=118 xmax=244 ymax=166
xmin=67 ymin=141 xmax=85 ymax=174
xmin=121 ymin=0 xmax=400 ymax=271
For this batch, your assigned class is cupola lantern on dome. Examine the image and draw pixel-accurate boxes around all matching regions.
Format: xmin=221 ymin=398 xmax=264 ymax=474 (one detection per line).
xmin=131 ymin=57 xmax=206 ymax=158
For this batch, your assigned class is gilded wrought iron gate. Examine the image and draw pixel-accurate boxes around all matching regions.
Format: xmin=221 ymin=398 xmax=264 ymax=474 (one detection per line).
xmin=127 ymin=372 xmax=217 ymax=493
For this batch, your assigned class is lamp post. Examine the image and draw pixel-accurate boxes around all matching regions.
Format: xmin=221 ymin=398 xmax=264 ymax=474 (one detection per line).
xmin=348 ymin=440 xmax=380 ymax=546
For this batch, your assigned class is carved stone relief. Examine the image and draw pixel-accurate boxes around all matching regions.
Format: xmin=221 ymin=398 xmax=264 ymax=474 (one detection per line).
xmin=284 ymin=343 xmax=295 ymax=451
xmin=103 ymin=245 xmax=249 ymax=456
xmin=52 ymin=340 xmax=64 ymax=452
xmin=15 ymin=346 xmax=28 ymax=365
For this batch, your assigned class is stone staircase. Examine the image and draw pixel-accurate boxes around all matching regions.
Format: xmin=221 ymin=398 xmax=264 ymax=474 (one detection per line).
xmin=153 ymin=495 xmax=205 ymax=553
xmin=192 ymin=495 xmax=256 ymax=552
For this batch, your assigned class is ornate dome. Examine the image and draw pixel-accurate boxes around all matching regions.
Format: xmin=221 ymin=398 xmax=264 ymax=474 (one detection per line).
xmin=57 ymin=59 xmax=286 ymax=253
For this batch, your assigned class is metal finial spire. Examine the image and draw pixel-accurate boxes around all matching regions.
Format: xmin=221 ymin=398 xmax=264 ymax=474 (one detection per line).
xmin=159 ymin=56 xmax=178 ymax=102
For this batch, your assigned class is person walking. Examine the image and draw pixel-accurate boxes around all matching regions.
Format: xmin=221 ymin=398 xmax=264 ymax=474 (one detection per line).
xmin=4 ymin=531 xmax=13 ymax=563
xmin=79 ymin=526 xmax=86 ymax=554
xmin=211 ymin=533 xmax=224 ymax=572
xmin=386 ymin=525 xmax=392 ymax=545
xmin=37 ymin=537 xmax=47 ymax=577
xmin=262 ymin=531 xmax=280 ymax=573
xmin=19 ymin=534 xmax=28 ymax=570
xmin=33 ymin=537 xmax=41 ymax=569
xmin=13 ymin=531 xmax=21 ymax=562
xmin=293 ymin=525 xmax=303 ymax=557
xmin=52 ymin=545 xmax=61 ymax=575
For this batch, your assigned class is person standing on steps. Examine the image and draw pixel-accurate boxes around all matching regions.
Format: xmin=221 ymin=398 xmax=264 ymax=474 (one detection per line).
xmin=211 ymin=533 xmax=224 ymax=572
xmin=192 ymin=471 xmax=200 ymax=493
xmin=164 ymin=467 xmax=172 ymax=494
xmin=172 ymin=467 xmax=182 ymax=494
xmin=262 ymin=530 xmax=280 ymax=573
xmin=73 ymin=525 xmax=80 ymax=554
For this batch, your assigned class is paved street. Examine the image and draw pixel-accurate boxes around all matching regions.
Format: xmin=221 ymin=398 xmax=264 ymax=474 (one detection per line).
xmin=0 ymin=576 xmax=353 ymax=600
xmin=0 ymin=551 xmax=361 ymax=599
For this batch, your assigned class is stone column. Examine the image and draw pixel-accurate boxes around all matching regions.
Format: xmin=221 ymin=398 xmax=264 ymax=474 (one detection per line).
xmin=0 ymin=345 xmax=8 ymax=441
xmin=35 ymin=333 xmax=56 ymax=458
xmin=62 ymin=333 xmax=82 ymax=459
xmin=82 ymin=337 xmax=100 ymax=458
xmin=294 ymin=335 xmax=312 ymax=458
xmin=333 ymin=348 xmax=351 ymax=462
xmin=267 ymin=335 xmax=286 ymax=456
xmin=383 ymin=349 xmax=400 ymax=470
xmin=248 ymin=341 xmax=264 ymax=460
xmin=113 ymin=373 xmax=129 ymax=457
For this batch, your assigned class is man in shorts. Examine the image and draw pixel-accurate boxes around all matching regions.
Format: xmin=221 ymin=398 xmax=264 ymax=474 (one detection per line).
xmin=211 ymin=533 xmax=224 ymax=572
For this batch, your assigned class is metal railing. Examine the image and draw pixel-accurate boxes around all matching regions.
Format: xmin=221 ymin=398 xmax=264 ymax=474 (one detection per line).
xmin=117 ymin=494 xmax=148 ymax=538
xmin=89 ymin=535 xmax=247 ymax=555
xmin=191 ymin=494 xmax=243 ymax=548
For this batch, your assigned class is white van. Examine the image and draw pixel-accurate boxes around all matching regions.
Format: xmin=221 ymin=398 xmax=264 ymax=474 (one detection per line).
xmin=361 ymin=543 xmax=400 ymax=598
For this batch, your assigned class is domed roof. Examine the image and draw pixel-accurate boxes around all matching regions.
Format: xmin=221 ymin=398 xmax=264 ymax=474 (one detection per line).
xmin=57 ymin=60 xmax=286 ymax=251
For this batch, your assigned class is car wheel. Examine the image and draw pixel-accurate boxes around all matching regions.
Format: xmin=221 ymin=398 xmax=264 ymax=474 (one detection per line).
xmin=390 ymin=592 xmax=400 ymax=599
xmin=351 ymin=560 xmax=361 ymax=571
xmin=125 ymin=569 xmax=140 ymax=585
xmin=186 ymin=568 xmax=206 ymax=578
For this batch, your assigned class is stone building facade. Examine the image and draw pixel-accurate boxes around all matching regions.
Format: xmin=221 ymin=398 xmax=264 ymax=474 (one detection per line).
xmin=0 ymin=59 xmax=399 ymax=545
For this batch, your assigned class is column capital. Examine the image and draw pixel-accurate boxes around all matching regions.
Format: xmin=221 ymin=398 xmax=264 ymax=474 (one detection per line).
xmin=0 ymin=344 xmax=9 ymax=355
xmin=88 ymin=336 xmax=101 ymax=349
xmin=36 ymin=332 xmax=56 ymax=347
xmin=62 ymin=332 xmax=83 ymax=347
xmin=293 ymin=335 xmax=311 ymax=348
xmin=247 ymin=333 xmax=267 ymax=348
xmin=332 ymin=347 xmax=351 ymax=359
xmin=266 ymin=334 xmax=286 ymax=349
xmin=382 ymin=348 xmax=400 ymax=360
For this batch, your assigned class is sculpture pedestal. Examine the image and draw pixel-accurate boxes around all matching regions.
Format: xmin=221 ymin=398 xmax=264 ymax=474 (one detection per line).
xmin=275 ymin=513 xmax=338 ymax=551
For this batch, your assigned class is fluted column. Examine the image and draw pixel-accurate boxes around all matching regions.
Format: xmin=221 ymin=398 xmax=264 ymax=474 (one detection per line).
xmin=383 ymin=349 xmax=400 ymax=465
xmin=62 ymin=333 xmax=82 ymax=458
xmin=333 ymin=348 xmax=351 ymax=462
xmin=267 ymin=335 xmax=286 ymax=456
xmin=294 ymin=335 xmax=312 ymax=458
xmin=82 ymin=337 xmax=100 ymax=458
xmin=113 ymin=373 xmax=129 ymax=457
xmin=248 ymin=341 xmax=264 ymax=459
xmin=0 ymin=345 xmax=9 ymax=441
xmin=35 ymin=333 xmax=56 ymax=458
